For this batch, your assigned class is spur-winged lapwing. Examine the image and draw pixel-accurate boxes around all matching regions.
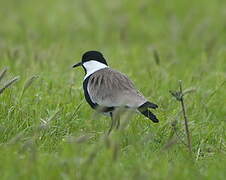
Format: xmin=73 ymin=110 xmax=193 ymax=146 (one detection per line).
xmin=73 ymin=51 xmax=159 ymax=134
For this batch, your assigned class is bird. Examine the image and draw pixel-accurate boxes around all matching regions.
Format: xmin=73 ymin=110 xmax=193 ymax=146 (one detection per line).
xmin=73 ymin=50 xmax=159 ymax=134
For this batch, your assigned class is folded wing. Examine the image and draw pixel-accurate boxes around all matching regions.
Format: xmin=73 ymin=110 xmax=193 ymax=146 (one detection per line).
xmin=87 ymin=68 xmax=147 ymax=108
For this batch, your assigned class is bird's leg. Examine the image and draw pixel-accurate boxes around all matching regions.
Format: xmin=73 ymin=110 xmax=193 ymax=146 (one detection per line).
xmin=115 ymin=108 xmax=122 ymax=130
xmin=108 ymin=112 xmax=116 ymax=135
xmin=116 ymin=117 xmax=120 ymax=129
xmin=108 ymin=110 xmax=121 ymax=134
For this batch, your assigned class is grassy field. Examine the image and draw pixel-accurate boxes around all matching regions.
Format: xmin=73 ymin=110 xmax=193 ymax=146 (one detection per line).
xmin=0 ymin=0 xmax=226 ymax=179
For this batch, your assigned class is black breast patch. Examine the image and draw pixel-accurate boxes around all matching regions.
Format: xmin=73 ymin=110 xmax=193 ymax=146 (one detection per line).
xmin=83 ymin=75 xmax=97 ymax=109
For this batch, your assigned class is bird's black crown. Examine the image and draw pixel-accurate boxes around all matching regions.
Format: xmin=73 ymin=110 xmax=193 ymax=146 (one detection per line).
xmin=82 ymin=51 xmax=108 ymax=65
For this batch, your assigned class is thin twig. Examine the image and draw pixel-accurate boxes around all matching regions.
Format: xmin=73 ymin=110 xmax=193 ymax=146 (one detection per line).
xmin=172 ymin=123 xmax=189 ymax=147
xmin=169 ymin=81 xmax=193 ymax=155
xmin=179 ymin=80 xmax=192 ymax=154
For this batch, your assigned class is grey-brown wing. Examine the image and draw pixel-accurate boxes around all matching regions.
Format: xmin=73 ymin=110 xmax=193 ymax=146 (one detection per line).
xmin=87 ymin=68 xmax=147 ymax=108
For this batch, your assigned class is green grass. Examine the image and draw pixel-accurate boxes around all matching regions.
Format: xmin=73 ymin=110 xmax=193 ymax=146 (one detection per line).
xmin=0 ymin=0 xmax=226 ymax=179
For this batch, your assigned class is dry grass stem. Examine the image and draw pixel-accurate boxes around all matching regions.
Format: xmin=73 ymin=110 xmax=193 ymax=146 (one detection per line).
xmin=0 ymin=68 xmax=8 ymax=82
xmin=0 ymin=76 xmax=20 ymax=94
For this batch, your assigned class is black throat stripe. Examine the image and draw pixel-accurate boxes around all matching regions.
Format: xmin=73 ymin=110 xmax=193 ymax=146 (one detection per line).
xmin=83 ymin=75 xmax=97 ymax=109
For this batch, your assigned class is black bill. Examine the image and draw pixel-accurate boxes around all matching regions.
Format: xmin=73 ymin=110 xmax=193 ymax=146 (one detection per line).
xmin=72 ymin=62 xmax=82 ymax=68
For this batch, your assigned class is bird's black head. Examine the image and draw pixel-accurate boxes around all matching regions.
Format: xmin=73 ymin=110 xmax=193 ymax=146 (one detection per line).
xmin=81 ymin=51 xmax=108 ymax=65
xmin=72 ymin=51 xmax=108 ymax=68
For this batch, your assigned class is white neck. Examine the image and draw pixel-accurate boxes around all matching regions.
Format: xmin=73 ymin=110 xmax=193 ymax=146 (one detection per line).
xmin=83 ymin=60 xmax=108 ymax=80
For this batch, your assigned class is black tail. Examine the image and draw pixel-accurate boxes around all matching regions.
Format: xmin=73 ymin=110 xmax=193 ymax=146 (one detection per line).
xmin=138 ymin=101 xmax=159 ymax=123
xmin=139 ymin=101 xmax=158 ymax=110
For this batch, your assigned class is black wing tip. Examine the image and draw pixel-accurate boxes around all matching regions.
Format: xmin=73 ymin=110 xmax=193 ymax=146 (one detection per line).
xmin=152 ymin=118 xmax=159 ymax=123
xmin=149 ymin=112 xmax=159 ymax=123
xmin=139 ymin=101 xmax=158 ymax=110
xmin=139 ymin=109 xmax=159 ymax=123
xmin=152 ymin=104 xmax=158 ymax=109
xmin=148 ymin=102 xmax=158 ymax=109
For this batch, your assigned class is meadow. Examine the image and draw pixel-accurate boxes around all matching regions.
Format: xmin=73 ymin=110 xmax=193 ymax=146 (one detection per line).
xmin=0 ymin=0 xmax=226 ymax=179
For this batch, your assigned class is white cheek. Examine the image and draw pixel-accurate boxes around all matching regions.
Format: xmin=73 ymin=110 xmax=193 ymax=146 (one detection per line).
xmin=83 ymin=60 xmax=108 ymax=80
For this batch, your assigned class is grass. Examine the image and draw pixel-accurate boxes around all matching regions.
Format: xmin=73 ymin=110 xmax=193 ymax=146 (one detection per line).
xmin=0 ymin=0 xmax=226 ymax=179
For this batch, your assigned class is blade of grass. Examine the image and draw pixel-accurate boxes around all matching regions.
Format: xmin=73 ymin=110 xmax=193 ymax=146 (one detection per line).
xmin=19 ymin=75 xmax=38 ymax=100
xmin=0 ymin=76 xmax=20 ymax=95
xmin=0 ymin=67 xmax=8 ymax=82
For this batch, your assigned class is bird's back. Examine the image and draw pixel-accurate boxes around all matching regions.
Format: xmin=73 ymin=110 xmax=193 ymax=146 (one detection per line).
xmin=86 ymin=68 xmax=147 ymax=108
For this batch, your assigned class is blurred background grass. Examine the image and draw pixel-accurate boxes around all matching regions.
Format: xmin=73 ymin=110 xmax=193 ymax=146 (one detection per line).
xmin=0 ymin=0 xmax=226 ymax=179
